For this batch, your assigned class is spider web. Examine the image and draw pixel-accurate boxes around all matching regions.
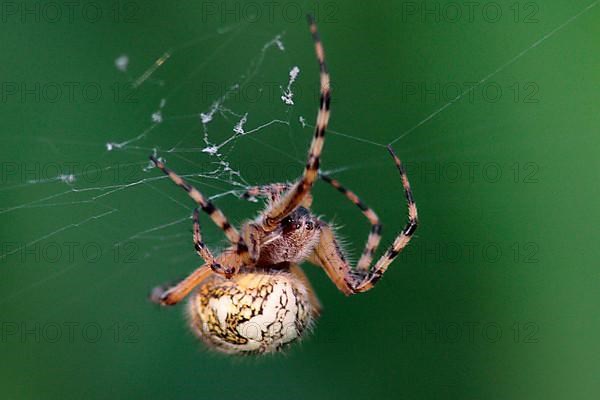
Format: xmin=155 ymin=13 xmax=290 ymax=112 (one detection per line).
xmin=1 ymin=1 xmax=597 ymax=316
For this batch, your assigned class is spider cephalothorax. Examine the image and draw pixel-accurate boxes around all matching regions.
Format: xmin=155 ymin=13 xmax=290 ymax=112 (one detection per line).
xmin=149 ymin=15 xmax=418 ymax=355
xmin=257 ymin=206 xmax=322 ymax=266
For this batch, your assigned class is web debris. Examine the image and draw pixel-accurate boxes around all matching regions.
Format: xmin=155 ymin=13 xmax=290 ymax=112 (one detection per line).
xmin=115 ymin=54 xmax=129 ymax=72
xmin=281 ymin=66 xmax=300 ymax=105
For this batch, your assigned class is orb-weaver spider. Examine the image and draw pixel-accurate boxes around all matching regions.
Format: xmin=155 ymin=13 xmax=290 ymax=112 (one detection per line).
xmin=149 ymin=15 xmax=418 ymax=354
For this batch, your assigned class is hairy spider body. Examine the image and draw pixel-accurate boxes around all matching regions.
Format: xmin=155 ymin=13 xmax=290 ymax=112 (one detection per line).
xmin=149 ymin=15 xmax=418 ymax=355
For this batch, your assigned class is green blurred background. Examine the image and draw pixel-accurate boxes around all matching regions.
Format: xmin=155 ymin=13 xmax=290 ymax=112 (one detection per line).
xmin=1 ymin=1 xmax=599 ymax=399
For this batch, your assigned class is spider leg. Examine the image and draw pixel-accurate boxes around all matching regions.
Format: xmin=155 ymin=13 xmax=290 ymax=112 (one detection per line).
xmin=263 ymin=15 xmax=330 ymax=229
xmin=319 ymin=173 xmax=382 ymax=270
xmin=309 ymin=146 xmax=418 ymax=295
xmin=150 ymin=250 xmax=245 ymax=306
xmin=241 ymin=183 xmax=313 ymax=207
xmin=193 ymin=207 xmax=237 ymax=276
xmin=150 ymin=264 xmax=212 ymax=306
xmin=240 ymin=183 xmax=291 ymax=202
xmin=150 ymin=156 xmax=250 ymax=264
xmin=240 ymin=222 xmax=262 ymax=264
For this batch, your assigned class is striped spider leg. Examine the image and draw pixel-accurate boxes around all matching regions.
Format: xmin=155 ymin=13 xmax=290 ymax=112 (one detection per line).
xmin=309 ymin=146 xmax=418 ymax=295
xmin=241 ymin=183 xmax=292 ymax=202
xmin=262 ymin=14 xmax=331 ymax=230
xmin=148 ymin=157 xmax=258 ymax=305
xmin=318 ymin=173 xmax=383 ymax=271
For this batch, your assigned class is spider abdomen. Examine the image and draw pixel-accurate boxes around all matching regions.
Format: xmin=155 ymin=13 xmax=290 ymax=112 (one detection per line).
xmin=187 ymin=271 xmax=313 ymax=354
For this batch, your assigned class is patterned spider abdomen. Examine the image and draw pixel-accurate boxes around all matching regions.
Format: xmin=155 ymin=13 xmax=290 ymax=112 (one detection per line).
xmin=187 ymin=271 xmax=313 ymax=354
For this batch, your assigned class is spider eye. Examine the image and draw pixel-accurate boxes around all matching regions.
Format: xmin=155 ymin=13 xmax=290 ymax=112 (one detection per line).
xmin=282 ymin=216 xmax=303 ymax=231
xmin=282 ymin=216 xmax=293 ymax=226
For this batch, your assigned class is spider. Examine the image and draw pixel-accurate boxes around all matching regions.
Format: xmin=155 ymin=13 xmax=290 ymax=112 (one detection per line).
xmin=148 ymin=15 xmax=418 ymax=355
